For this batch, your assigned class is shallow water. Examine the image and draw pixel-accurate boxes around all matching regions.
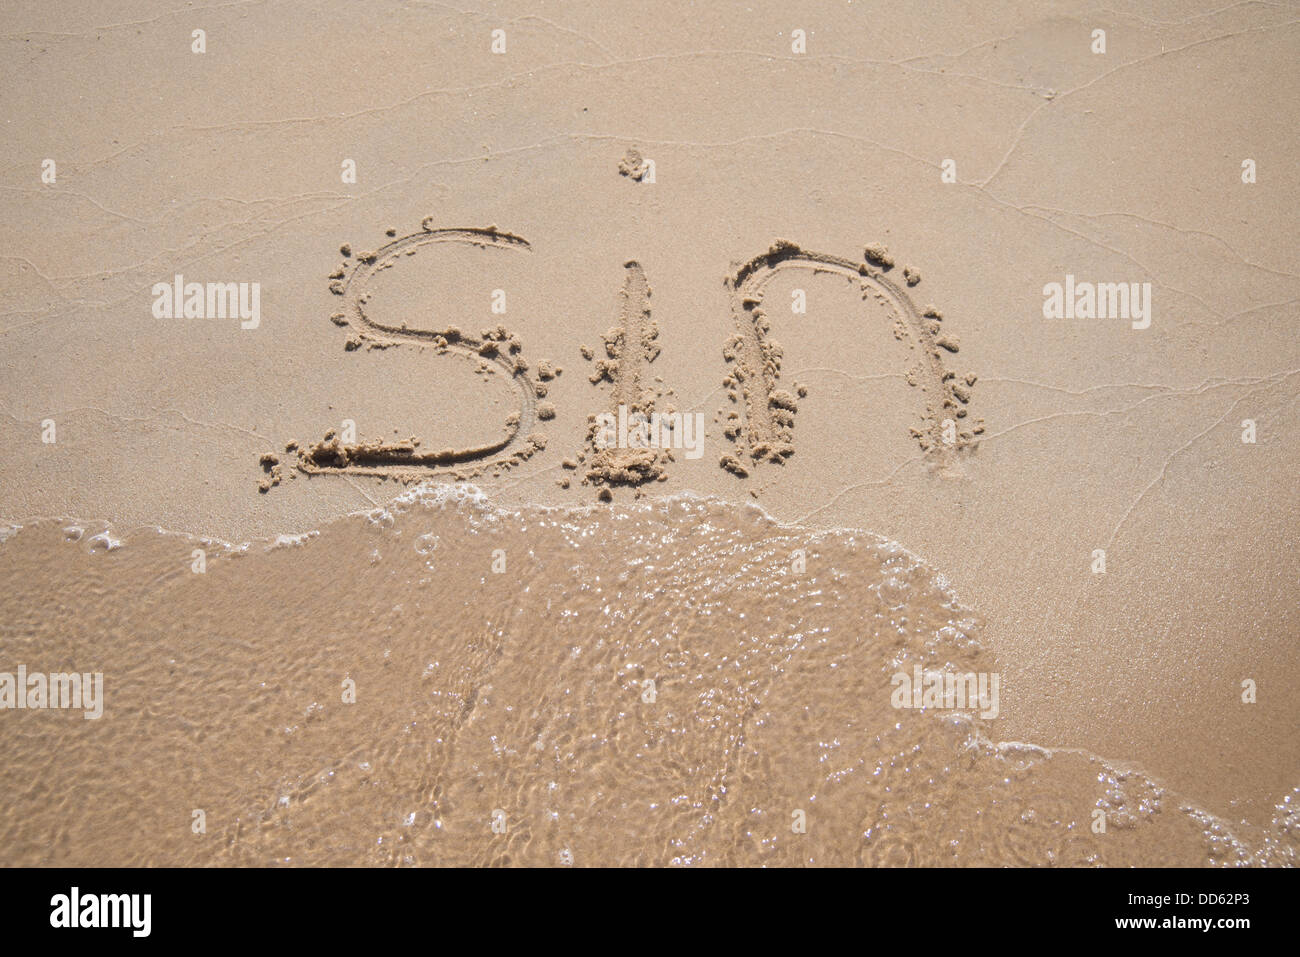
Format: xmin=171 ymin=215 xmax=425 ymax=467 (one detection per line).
xmin=0 ymin=487 xmax=1294 ymax=866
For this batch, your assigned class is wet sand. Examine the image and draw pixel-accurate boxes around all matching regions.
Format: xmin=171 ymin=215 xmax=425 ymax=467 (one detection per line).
xmin=2 ymin=493 xmax=1294 ymax=866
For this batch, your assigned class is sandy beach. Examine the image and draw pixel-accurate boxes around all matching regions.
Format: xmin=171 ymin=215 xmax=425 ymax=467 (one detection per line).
xmin=0 ymin=0 xmax=1296 ymax=865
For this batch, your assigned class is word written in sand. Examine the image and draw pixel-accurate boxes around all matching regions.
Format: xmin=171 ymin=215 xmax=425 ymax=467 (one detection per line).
xmin=267 ymin=223 xmax=980 ymax=495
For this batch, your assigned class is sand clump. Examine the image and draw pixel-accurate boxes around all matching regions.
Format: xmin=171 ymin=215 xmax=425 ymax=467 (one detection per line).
xmin=863 ymin=242 xmax=895 ymax=269
xmin=257 ymin=453 xmax=284 ymax=492
xmin=617 ymin=147 xmax=652 ymax=182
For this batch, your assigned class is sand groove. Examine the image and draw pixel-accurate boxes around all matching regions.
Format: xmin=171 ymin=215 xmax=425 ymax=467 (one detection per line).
xmin=288 ymin=225 xmax=550 ymax=482
xmin=721 ymin=240 xmax=982 ymax=470
xmin=577 ymin=260 xmax=670 ymax=490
